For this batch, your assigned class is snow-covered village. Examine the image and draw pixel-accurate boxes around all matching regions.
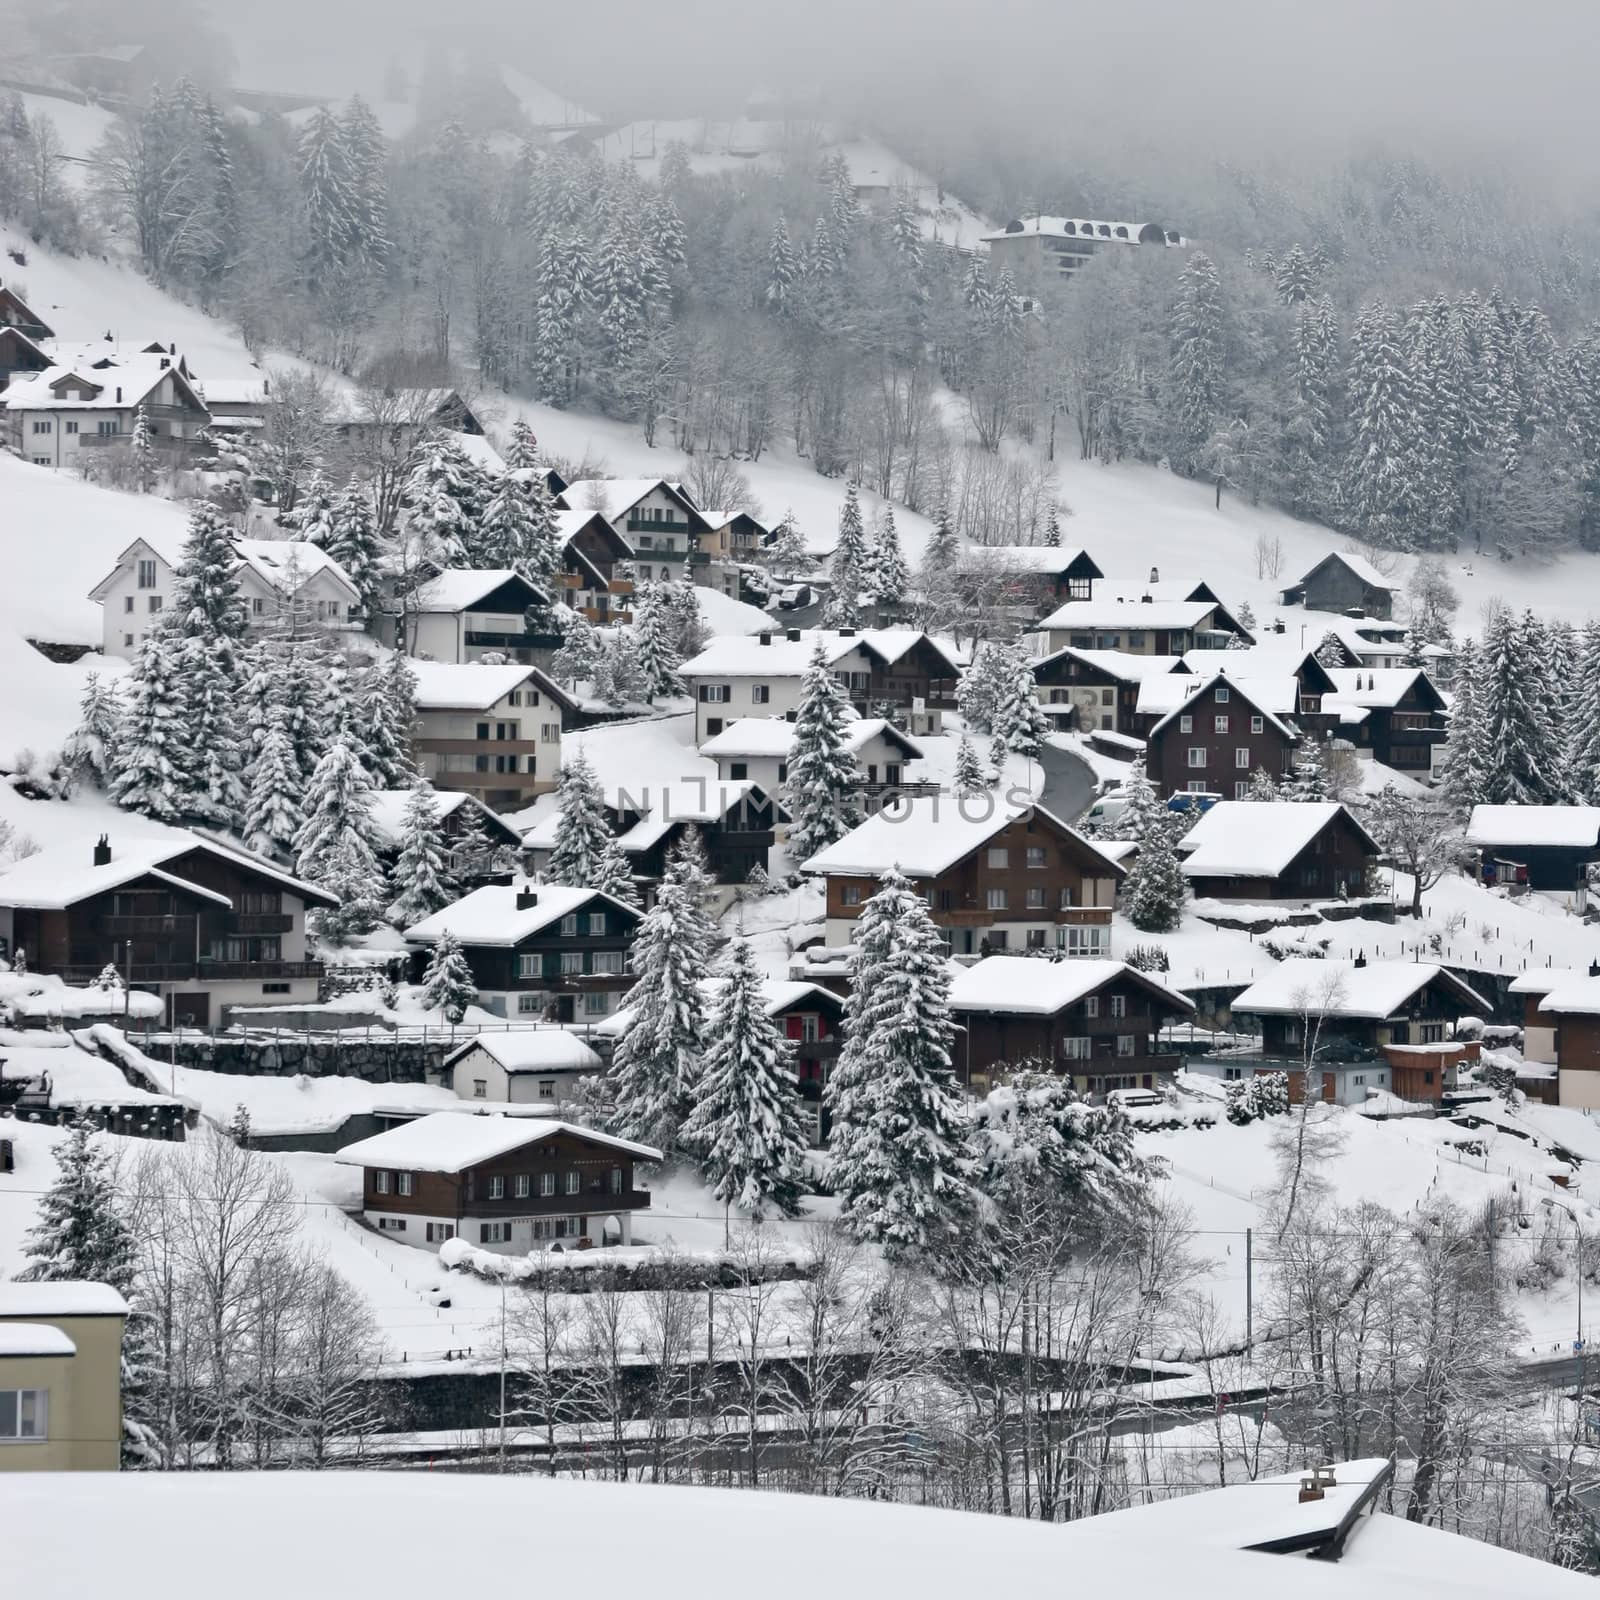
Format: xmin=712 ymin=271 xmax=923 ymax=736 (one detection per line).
xmin=7 ymin=2 xmax=1600 ymax=1595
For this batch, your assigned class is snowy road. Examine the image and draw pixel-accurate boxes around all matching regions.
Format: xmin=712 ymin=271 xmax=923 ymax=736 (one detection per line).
xmin=1037 ymin=739 xmax=1099 ymax=823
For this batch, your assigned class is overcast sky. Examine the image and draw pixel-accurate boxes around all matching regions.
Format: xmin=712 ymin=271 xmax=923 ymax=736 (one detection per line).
xmin=213 ymin=0 xmax=1600 ymax=179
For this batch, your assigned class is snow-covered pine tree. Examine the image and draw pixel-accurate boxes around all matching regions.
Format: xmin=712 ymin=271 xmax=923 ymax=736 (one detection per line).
xmin=340 ymin=94 xmax=391 ymax=273
xmin=324 ymin=477 xmax=383 ymax=613
xmin=299 ymin=105 xmax=358 ymax=280
xmin=988 ymin=731 xmax=1009 ymax=772
xmin=1168 ymin=250 xmax=1225 ymax=471
xmin=1043 ymin=506 xmax=1062 ymax=547
xmin=546 ymin=750 xmax=638 ymax=904
xmin=953 ymin=734 xmax=987 ymax=795
xmin=1116 ymin=764 xmax=1170 ymax=845
xmin=991 ymin=643 xmax=1050 ymax=756
xmin=403 ymin=437 xmax=481 ymax=566
xmin=20 ymin=1116 xmax=137 ymax=1286
xmin=294 ymin=733 xmax=384 ymax=884
xmin=1344 ymin=297 xmax=1425 ymax=549
xmin=1121 ymin=812 xmax=1188 ymax=932
xmin=1481 ymin=607 xmax=1568 ymax=805
xmin=473 ymin=471 xmax=536 ymax=573
xmin=61 ymin=672 xmax=120 ymax=791
xmin=681 ymin=938 xmax=807 ymax=1218
xmin=420 ymin=929 xmax=477 ymax=1022
xmin=766 ymin=215 xmax=797 ymax=316
xmin=863 ymin=505 xmax=908 ymax=614
xmin=316 ymin=831 xmax=389 ymax=942
xmin=109 ymin=630 xmax=192 ymax=822
xmin=785 ymin=641 xmax=863 ymax=860
xmin=1439 ymin=636 xmax=1489 ymax=815
xmin=1568 ymin=624 xmax=1600 ymax=803
xmin=1247 ymin=765 xmax=1281 ymax=802
xmin=1314 ymin=630 xmax=1348 ymax=668
xmin=956 ymin=641 xmax=1008 ymax=735
xmin=825 ymin=868 xmax=970 ymax=1257
xmin=1282 ymin=745 xmax=1329 ymax=801
xmin=663 ymin=823 xmax=719 ymax=959
xmin=1284 ymin=295 xmax=1342 ymax=519
xmin=387 ymin=777 xmax=453 ymax=927
xmin=356 ymin=654 xmax=416 ymax=789
xmin=287 ymin=468 xmax=336 ymax=545
xmin=767 ymin=509 xmax=808 ymax=574
xmin=131 ymin=404 xmax=154 ymax=492
xmin=242 ymin=715 xmax=305 ymax=858
xmin=609 ymin=878 xmax=705 ymax=1151
xmin=824 ymin=482 xmax=867 ymax=625
xmin=632 ymin=582 xmax=683 ymax=702
xmin=504 ymin=419 xmax=537 ymax=471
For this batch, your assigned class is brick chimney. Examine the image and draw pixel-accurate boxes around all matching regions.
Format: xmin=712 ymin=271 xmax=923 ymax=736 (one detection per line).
xmin=93 ymin=835 xmax=111 ymax=867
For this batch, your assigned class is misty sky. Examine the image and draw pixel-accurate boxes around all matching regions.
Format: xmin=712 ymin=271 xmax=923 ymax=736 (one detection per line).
xmin=213 ymin=0 xmax=1600 ymax=178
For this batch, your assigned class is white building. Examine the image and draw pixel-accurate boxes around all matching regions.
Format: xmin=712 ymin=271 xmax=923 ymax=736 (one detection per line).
xmin=443 ymin=1031 xmax=603 ymax=1105
xmin=398 ymin=569 xmax=558 ymax=664
xmin=4 ymin=354 xmax=210 ymax=469
xmin=89 ymin=534 xmax=363 ymax=661
xmin=699 ymin=714 xmax=924 ymax=796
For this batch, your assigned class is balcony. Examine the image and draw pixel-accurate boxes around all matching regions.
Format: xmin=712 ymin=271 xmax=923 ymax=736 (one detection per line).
xmin=417 ymin=739 xmax=540 ymax=757
xmin=96 ymin=914 xmax=198 ymax=937
xmin=607 ymin=579 xmax=634 ymax=596
xmin=228 ymin=912 xmax=294 ymax=935
xmin=464 ymin=629 xmax=563 ymax=651
xmin=1068 ymin=1052 xmax=1183 ymax=1076
xmin=53 ymin=959 xmax=322 ymax=985
xmin=461 ymin=1187 xmax=652 ymax=1215
xmin=688 ymin=550 xmax=711 ymax=566
xmin=637 ymin=543 xmax=689 ymax=561
xmin=198 ymin=960 xmax=322 ymax=981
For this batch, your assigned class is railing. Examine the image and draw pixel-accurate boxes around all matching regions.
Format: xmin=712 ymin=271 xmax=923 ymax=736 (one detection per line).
xmin=78 ymin=431 xmax=204 ymax=451
xmin=227 ymin=913 xmax=293 ymax=935
xmin=607 ymin=579 xmax=634 ymax=595
xmin=96 ymin=914 xmax=197 ymax=936
xmin=637 ymin=544 xmax=690 ymax=560
xmin=415 ymin=739 xmax=540 ymax=756
xmin=197 ymin=960 xmax=322 ymax=981
xmin=457 ymin=1188 xmax=651 ymax=1215
xmin=464 ymin=630 xmax=562 ymax=650
xmin=689 ymin=550 xmax=711 ymax=565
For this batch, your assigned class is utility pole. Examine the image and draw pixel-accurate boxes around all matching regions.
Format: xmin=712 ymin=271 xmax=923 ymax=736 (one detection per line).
xmin=1245 ymin=1228 xmax=1253 ymax=1349
xmin=498 ymin=1276 xmax=508 ymax=1473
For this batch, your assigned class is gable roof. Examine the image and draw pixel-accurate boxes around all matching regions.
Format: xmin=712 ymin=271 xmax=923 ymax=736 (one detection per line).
xmin=1039 ymin=597 xmax=1221 ymax=633
xmin=1537 ymin=977 xmax=1600 ymax=1017
xmin=1323 ymin=668 xmax=1443 ymax=713
xmin=1178 ymin=802 xmax=1377 ymax=878
xmin=403 ymin=882 xmax=638 ymax=947
xmin=1032 ymin=646 xmax=1185 ymax=684
xmin=1464 ymin=805 xmax=1600 ymax=851
xmin=1180 ymin=646 xmax=1338 ymax=695
xmin=699 ymin=716 xmax=923 ymax=762
xmin=556 ymin=507 xmax=634 ymax=563
xmin=410 ymin=569 xmax=548 ymax=614
xmin=957 ymin=546 xmax=1102 ymax=579
xmin=800 ymin=797 xmax=1124 ymax=880
xmin=367 ymin=789 xmax=523 ymax=851
xmin=680 ymin=628 xmax=960 ymax=681
xmin=0 ymin=1281 xmax=129 ymax=1318
xmin=595 ymin=976 xmax=845 ymax=1040
xmin=408 ymin=661 xmax=576 ymax=713
xmin=443 ymin=1031 xmax=603 ymax=1073
xmin=233 ymin=539 xmax=360 ymax=602
xmin=0 ymin=832 xmax=339 ymax=911
xmin=948 ymin=956 xmax=1193 ymax=1017
xmin=1297 ymin=550 xmax=1399 ymax=592
xmin=1144 ymin=672 xmax=1300 ymax=741
xmin=335 ymin=1111 xmax=659 ymax=1172
xmin=1231 ymin=959 xmax=1490 ymax=1019
xmin=0 ymin=284 xmax=54 ymax=338
xmin=559 ymin=477 xmax=708 ymax=529
xmin=4 ymin=355 xmax=208 ymax=415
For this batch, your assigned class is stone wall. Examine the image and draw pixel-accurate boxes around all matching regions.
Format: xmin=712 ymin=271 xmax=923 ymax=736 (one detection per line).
xmin=125 ymin=1033 xmax=450 ymax=1083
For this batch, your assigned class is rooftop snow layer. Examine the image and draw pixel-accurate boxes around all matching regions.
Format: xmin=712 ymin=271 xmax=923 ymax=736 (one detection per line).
xmin=335 ymin=1111 xmax=659 ymax=1171
xmin=0 ymin=1281 xmax=130 ymax=1317
xmin=408 ymin=661 xmax=543 ymax=711
xmin=1039 ymin=597 xmax=1219 ymax=632
xmin=1538 ymin=977 xmax=1600 ymax=1016
xmin=410 ymin=569 xmax=543 ymax=612
xmin=0 ymin=1322 xmax=76 ymax=1357
xmin=679 ymin=628 xmax=957 ymax=679
xmin=444 ymin=1031 xmax=602 ymax=1073
xmin=699 ymin=715 xmax=921 ymax=761
xmin=1465 ymin=805 xmax=1600 ymax=850
xmin=1179 ymin=802 xmax=1367 ymax=878
xmin=1297 ymin=549 xmax=1399 ymax=591
xmin=366 ymin=789 xmax=520 ymax=850
xmin=947 ymin=956 xmax=1193 ymax=1016
xmin=1323 ymin=668 xmax=1430 ymax=709
xmin=1032 ymin=646 xmax=1185 ymax=682
xmin=403 ymin=882 xmax=634 ymax=947
xmin=1137 ymin=672 xmax=1299 ymax=721
xmin=1231 ymin=959 xmax=1490 ymax=1019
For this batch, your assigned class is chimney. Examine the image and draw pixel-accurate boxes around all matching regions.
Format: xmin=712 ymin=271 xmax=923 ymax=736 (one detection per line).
xmin=1353 ymin=951 xmax=1367 ymax=968
xmin=1589 ymin=959 xmax=1599 ymax=978
xmin=1149 ymin=566 xmax=1160 ymax=584
xmin=758 ymin=630 xmax=773 ymax=646
xmin=1140 ymin=593 xmax=1153 ymax=604
xmin=93 ymin=835 xmax=111 ymax=867
xmin=1298 ymin=1467 xmax=1337 ymax=1504
xmin=786 ymin=628 xmax=801 ymax=642
xmin=515 ymin=888 xmax=538 ymax=911
xmin=837 ymin=626 xmax=856 ymax=637
xmin=115 ymin=386 xmax=122 ymax=402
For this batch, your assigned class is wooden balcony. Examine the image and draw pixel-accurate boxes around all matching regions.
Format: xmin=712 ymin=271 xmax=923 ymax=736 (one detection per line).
xmin=416 ymin=739 xmax=540 ymax=758
xmin=458 ymin=1187 xmax=652 ymax=1216
xmin=607 ymin=579 xmax=634 ymax=596
xmin=52 ymin=960 xmax=321 ymax=984
xmin=227 ymin=912 xmax=294 ymax=935
xmin=96 ymin=914 xmax=198 ymax=937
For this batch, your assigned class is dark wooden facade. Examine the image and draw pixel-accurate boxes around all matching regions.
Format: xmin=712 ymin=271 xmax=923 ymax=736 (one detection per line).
xmin=1184 ymin=809 xmax=1379 ymax=901
xmin=1245 ymin=974 xmax=1482 ymax=1059
xmin=950 ymin=970 xmax=1189 ymax=1095
xmin=622 ymin=798 xmax=781 ymax=894
xmin=561 ymin=511 xmax=635 ymax=625
xmin=1146 ymin=679 xmax=1299 ymax=800
xmin=1033 ymin=650 xmax=1148 ymax=735
xmin=1283 ymin=555 xmax=1395 ymax=620
xmin=0 ymin=326 xmax=51 ymax=393
xmin=1341 ymin=677 xmax=1448 ymax=772
xmin=839 ymin=634 xmax=961 ymax=712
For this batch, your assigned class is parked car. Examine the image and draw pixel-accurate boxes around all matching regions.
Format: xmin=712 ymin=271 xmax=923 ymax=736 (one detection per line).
xmin=1085 ymin=793 xmax=1130 ymax=828
xmin=776 ymin=583 xmax=813 ymax=610
xmin=1167 ymin=791 xmax=1222 ymax=815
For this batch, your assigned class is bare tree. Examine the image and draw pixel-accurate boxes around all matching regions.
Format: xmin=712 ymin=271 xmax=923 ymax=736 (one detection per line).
xmin=1253 ymin=530 xmax=1286 ymax=582
xmin=1271 ymin=968 xmax=1349 ymax=1239
xmin=262 ymin=369 xmax=333 ymax=517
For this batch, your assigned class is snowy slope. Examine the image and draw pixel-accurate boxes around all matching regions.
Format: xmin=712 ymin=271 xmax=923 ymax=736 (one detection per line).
xmin=15 ymin=93 xmax=117 ymax=184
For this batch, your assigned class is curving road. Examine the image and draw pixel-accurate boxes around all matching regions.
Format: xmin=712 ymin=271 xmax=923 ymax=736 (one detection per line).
xmin=1036 ymin=739 xmax=1100 ymax=824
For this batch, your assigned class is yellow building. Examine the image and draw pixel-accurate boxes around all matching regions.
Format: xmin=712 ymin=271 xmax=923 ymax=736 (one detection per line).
xmin=0 ymin=1282 xmax=128 ymax=1471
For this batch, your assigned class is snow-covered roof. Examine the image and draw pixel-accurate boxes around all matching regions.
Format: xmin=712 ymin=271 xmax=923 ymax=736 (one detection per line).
xmin=1181 ymin=644 xmax=1321 ymax=678
xmin=233 ymin=538 xmax=360 ymax=600
xmin=195 ymin=372 xmax=270 ymax=406
xmin=594 ymin=976 xmax=843 ymax=1039
xmin=559 ymin=477 xmax=699 ymax=521
xmin=366 ymin=789 xmax=522 ymax=850
xmin=0 ymin=1281 xmax=130 ymax=1317
xmin=444 ymin=1030 xmax=602 ymax=1073
xmin=1039 ymin=598 xmax=1220 ymax=632
xmin=1179 ymin=802 xmax=1373 ymax=878
xmin=680 ymin=628 xmax=958 ymax=679
xmin=1033 ymin=647 xmax=1184 ymax=683
xmin=0 ymin=832 xmax=337 ymax=911
xmin=1231 ymin=959 xmax=1490 ymax=1019
xmin=411 ymin=569 xmax=544 ymax=613
xmin=981 ymin=215 xmax=1184 ymax=246
xmin=957 ymin=545 xmax=1095 ymax=575
xmin=1538 ymin=977 xmax=1600 ymax=1016
xmin=403 ymin=882 xmax=637 ymax=947
xmin=408 ymin=661 xmax=546 ymax=711
xmin=0 ymin=1323 xmax=76 ymax=1357
xmin=1298 ymin=549 xmax=1399 ymax=591
xmin=948 ymin=956 xmax=1193 ymax=1016
xmin=1139 ymin=672 xmax=1299 ymax=730
xmin=1509 ymin=968 xmax=1586 ymax=997
xmin=1323 ymin=668 xmax=1431 ymax=710
xmin=800 ymin=796 xmax=1121 ymax=880
xmin=335 ymin=1111 xmax=659 ymax=1172
xmin=3 ymin=355 xmax=204 ymax=414
xmin=1465 ymin=805 xmax=1600 ymax=850
xmin=699 ymin=716 xmax=922 ymax=762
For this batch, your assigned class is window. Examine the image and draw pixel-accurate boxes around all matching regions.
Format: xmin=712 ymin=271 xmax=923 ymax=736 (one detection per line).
xmin=377 ymin=1217 xmax=407 ymax=1232
xmin=1061 ymin=1037 xmax=1092 ymax=1061
xmin=841 ymin=885 xmax=863 ymax=906
xmin=538 ymin=1080 xmax=555 ymax=1098
xmin=65 ymin=420 xmax=78 ymax=435
xmin=936 ymin=889 xmax=954 ymax=911
xmin=375 ymin=1170 xmax=392 ymax=1195
xmin=1215 ymin=686 xmax=1230 ymax=703
xmin=123 ymin=595 xmax=134 ymax=613
xmin=560 ymin=951 xmax=584 ymax=975
xmin=518 ymin=954 xmax=542 ymax=979
xmin=1059 ymin=885 xmax=1075 ymax=908
xmin=1058 ymin=924 xmax=1108 ymax=956
xmin=476 ymin=722 xmax=490 ymax=741
xmin=584 ymin=912 xmax=605 ymax=936
xmin=1187 ymin=748 xmax=1207 ymax=768
xmin=426 ymin=1223 xmax=455 ymax=1244
xmin=705 ymin=717 xmax=723 ymax=736
xmin=485 ymin=1175 xmax=505 ymax=1200
xmin=986 ymin=887 xmax=1008 ymax=911
xmin=1026 ymin=928 xmax=1046 ymax=948
xmin=1026 ymin=846 xmax=1047 ymax=869
xmin=560 ymin=914 xmax=579 ymax=937
xmin=31 ymin=456 xmax=49 ymax=466
xmin=566 ymin=1171 xmax=582 ymax=1195
xmin=148 ymin=595 xmax=163 ymax=614
xmin=480 ymin=1222 xmax=513 ymax=1244
xmin=1116 ymin=1034 xmax=1137 ymax=1057
xmin=729 ymin=761 xmax=748 ymax=780
xmin=1026 ymin=887 xmax=1046 ymax=909
xmin=988 ymin=931 xmax=1008 ymax=950
xmin=592 ymin=951 xmax=624 ymax=975
xmin=31 ymin=419 xmax=51 ymax=435
xmin=800 ymin=1014 xmax=821 ymax=1043
xmin=1235 ymin=748 xmax=1251 ymax=769
xmin=699 ymin=684 xmax=730 ymax=703
xmin=1110 ymin=994 xmax=1127 ymax=1019
xmin=518 ymin=994 xmax=541 ymax=1014
xmin=540 ymin=1172 xmax=557 ymax=1197
xmin=251 ymin=596 xmax=266 ymax=616
xmin=752 ymin=685 xmax=770 ymax=704
xmin=637 ymin=565 xmax=652 ymax=581
xmin=1420 ymin=1022 xmax=1445 ymax=1044
xmin=97 ymin=419 xmax=116 ymax=436
xmin=610 ymin=1167 xmax=624 ymax=1194
xmin=1251 ymin=715 xmax=1264 ymax=734
xmin=1126 ymin=632 xmax=1145 ymax=649
xmin=1187 ymin=780 xmax=1210 ymax=793
xmin=1213 ymin=715 xmax=1229 ymax=733
xmin=1235 ymin=781 xmax=1250 ymax=799
xmin=987 ymin=847 xmax=1009 ymax=868
xmin=137 ymin=559 xmax=158 ymax=589
xmin=472 ymin=1079 xmax=487 ymax=1099
xmin=542 ymin=723 xmax=560 ymax=742
xmin=397 ymin=1173 xmax=414 ymax=1197
xmin=1179 ymin=715 xmax=1193 ymax=733
xmin=1084 ymin=996 xmax=1100 ymax=1019
xmin=514 ymin=1174 xmax=531 ymax=1198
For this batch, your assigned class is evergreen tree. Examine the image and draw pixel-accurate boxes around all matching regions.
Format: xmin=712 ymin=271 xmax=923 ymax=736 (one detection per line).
xmin=1440 ymin=637 xmax=1489 ymax=814
xmin=953 ymin=734 xmax=987 ymax=795
xmin=474 ymin=472 xmax=535 ymax=573
xmin=547 ymin=750 xmax=638 ymax=904
xmin=609 ymin=879 xmax=705 ymax=1151
xmin=826 ymin=869 xmax=970 ymax=1258
xmin=1116 ymin=764 xmax=1170 ymax=844
xmin=420 ymin=929 xmax=477 ymax=1021
xmin=1043 ymin=506 xmax=1062 ymax=547
xmin=663 ymin=824 xmax=720 ymax=960
xmin=1568 ymin=624 xmax=1600 ymax=804
xmin=403 ymin=437 xmax=481 ymax=566
xmin=767 ymin=509 xmax=808 ymax=574
xmin=681 ymin=939 xmax=807 ymax=1218
xmin=824 ymin=482 xmax=867 ymax=624
xmin=62 ymin=672 xmax=120 ymax=791
xmin=242 ymin=715 xmax=305 ymax=858
xmin=1168 ymin=250 xmax=1226 ymax=470
xmin=785 ymin=641 xmax=863 ymax=860
xmin=387 ymin=778 xmax=453 ymax=927
xmin=286 ymin=469 xmax=335 ymax=542
xmin=1246 ymin=765 xmax=1280 ymax=801
xmin=294 ymin=734 xmax=383 ymax=883
xmin=20 ymin=1118 xmax=137 ymax=1286
xmin=1282 ymin=745 xmax=1330 ymax=801
xmin=131 ymin=404 xmax=154 ymax=492
xmin=109 ymin=631 xmax=192 ymax=822
xmin=1122 ymin=814 xmax=1188 ymax=932
xmin=862 ymin=505 xmax=908 ymax=612
xmin=316 ymin=831 xmax=388 ymax=942
xmin=504 ymin=418 xmax=538 ymax=471
xmin=340 ymin=94 xmax=391 ymax=272
xmin=632 ymin=582 xmax=684 ymax=702
xmin=1481 ymin=607 xmax=1567 ymax=804
xmin=356 ymin=654 xmax=416 ymax=789
xmin=299 ymin=106 xmax=358 ymax=281
xmin=324 ymin=478 xmax=384 ymax=613
xmin=957 ymin=641 xmax=1009 ymax=735
xmin=1284 ymin=295 xmax=1341 ymax=518
xmin=990 ymin=643 xmax=1050 ymax=756
xmin=1344 ymin=297 xmax=1425 ymax=548
xmin=1314 ymin=631 xmax=1348 ymax=667
xmin=766 ymin=215 xmax=797 ymax=315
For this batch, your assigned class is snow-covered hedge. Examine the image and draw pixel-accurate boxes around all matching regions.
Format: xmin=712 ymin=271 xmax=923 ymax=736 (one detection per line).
xmin=438 ymin=1235 xmax=816 ymax=1291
